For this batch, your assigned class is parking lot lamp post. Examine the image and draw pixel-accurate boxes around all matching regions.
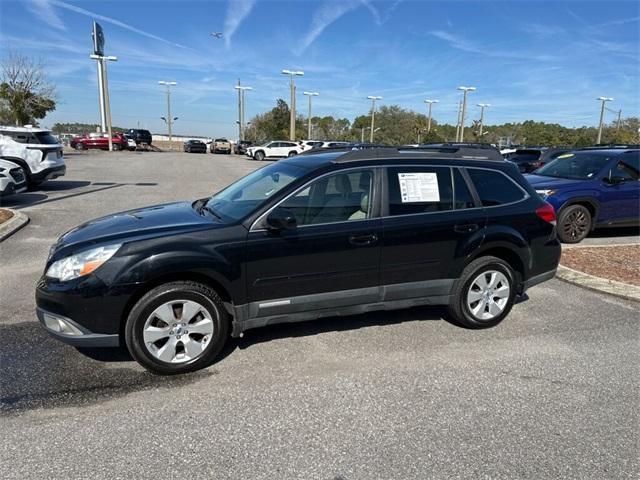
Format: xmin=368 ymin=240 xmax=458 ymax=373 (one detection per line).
xmin=90 ymin=54 xmax=117 ymax=151
xmin=457 ymin=86 xmax=476 ymax=142
xmin=235 ymin=83 xmax=252 ymax=141
xmin=158 ymin=81 xmax=177 ymax=149
xmin=424 ymin=99 xmax=438 ymax=134
xmin=596 ymin=97 xmax=614 ymax=144
xmin=303 ymin=91 xmax=319 ymax=140
xmin=367 ymin=96 xmax=382 ymax=142
xmin=282 ymin=70 xmax=304 ymax=140
xmin=477 ymin=103 xmax=491 ymax=137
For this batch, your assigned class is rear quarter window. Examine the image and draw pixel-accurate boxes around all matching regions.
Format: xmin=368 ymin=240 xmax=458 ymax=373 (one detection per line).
xmin=467 ymin=168 xmax=526 ymax=206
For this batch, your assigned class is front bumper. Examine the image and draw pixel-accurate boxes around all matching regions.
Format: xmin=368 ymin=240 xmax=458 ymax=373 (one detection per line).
xmin=37 ymin=307 xmax=120 ymax=347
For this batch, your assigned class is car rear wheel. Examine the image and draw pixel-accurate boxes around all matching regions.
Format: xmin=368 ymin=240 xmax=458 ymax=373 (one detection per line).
xmin=557 ymin=204 xmax=591 ymax=243
xmin=74 ymin=143 xmax=85 ymax=150
xmin=125 ymin=281 xmax=229 ymax=375
xmin=254 ymin=151 xmax=265 ymax=161
xmin=447 ymin=256 xmax=516 ymax=329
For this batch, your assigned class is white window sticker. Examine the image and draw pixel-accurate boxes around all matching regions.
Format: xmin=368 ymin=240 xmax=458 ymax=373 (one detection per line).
xmin=398 ymin=172 xmax=440 ymax=203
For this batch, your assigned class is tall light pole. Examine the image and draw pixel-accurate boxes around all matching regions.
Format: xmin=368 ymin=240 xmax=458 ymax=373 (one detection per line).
xmin=596 ymin=96 xmax=614 ymax=144
xmin=282 ymin=69 xmax=304 ymax=140
xmin=424 ymin=99 xmax=438 ymax=135
xmin=235 ymin=82 xmax=252 ymax=142
xmin=90 ymin=54 xmax=117 ymax=151
xmin=457 ymin=86 xmax=476 ymax=142
xmin=158 ymin=81 xmax=177 ymax=148
xmin=477 ymin=103 xmax=490 ymax=137
xmin=367 ymin=95 xmax=382 ymax=142
xmin=303 ymin=91 xmax=319 ymax=139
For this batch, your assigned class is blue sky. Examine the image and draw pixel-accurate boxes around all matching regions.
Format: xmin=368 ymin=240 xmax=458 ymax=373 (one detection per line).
xmin=1 ymin=0 xmax=639 ymax=137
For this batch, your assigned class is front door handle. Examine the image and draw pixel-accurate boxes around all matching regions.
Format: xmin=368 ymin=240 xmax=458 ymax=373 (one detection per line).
xmin=349 ymin=233 xmax=379 ymax=246
xmin=454 ymin=223 xmax=479 ymax=233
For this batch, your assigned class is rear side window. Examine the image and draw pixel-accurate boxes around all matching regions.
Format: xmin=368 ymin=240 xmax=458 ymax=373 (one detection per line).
xmin=453 ymin=169 xmax=475 ymax=209
xmin=467 ymin=169 xmax=526 ymax=206
xmin=387 ymin=166 xmax=453 ymax=215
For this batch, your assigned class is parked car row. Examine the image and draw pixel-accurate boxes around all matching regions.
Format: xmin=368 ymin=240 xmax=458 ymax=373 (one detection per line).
xmin=0 ymin=126 xmax=66 ymax=196
xmin=70 ymin=129 xmax=153 ymax=151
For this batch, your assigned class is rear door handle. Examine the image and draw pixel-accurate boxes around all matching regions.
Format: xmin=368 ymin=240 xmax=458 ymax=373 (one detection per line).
xmin=454 ymin=223 xmax=479 ymax=233
xmin=349 ymin=233 xmax=379 ymax=246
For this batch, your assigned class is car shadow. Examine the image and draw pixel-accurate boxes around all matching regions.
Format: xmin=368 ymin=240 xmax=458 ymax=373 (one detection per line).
xmin=0 ymin=322 xmax=214 ymax=414
xmin=588 ymin=226 xmax=640 ymax=239
xmin=4 ymin=182 xmax=158 ymax=209
xmin=37 ymin=180 xmax=91 ymax=191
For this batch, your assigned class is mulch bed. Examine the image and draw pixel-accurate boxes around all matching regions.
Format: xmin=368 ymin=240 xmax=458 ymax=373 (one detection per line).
xmin=0 ymin=208 xmax=14 ymax=225
xmin=561 ymin=245 xmax=640 ymax=286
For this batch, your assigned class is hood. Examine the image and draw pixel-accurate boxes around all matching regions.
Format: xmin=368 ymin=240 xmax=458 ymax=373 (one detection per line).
xmin=524 ymin=174 xmax=588 ymax=189
xmin=55 ymin=201 xmax=215 ymax=253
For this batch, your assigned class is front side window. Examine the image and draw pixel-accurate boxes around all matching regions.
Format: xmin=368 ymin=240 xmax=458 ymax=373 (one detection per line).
xmin=387 ymin=166 xmax=453 ymax=216
xmin=279 ymin=169 xmax=374 ymax=226
xmin=611 ymin=153 xmax=639 ymax=181
xmin=205 ymin=163 xmax=307 ymax=221
xmin=467 ymin=169 xmax=526 ymax=206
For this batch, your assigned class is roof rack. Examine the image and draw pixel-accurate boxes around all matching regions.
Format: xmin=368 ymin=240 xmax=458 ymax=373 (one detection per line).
xmin=422 ymin=142 xmax=498 ymax=150
xmin=333 ymin=146 xmax=504 ymax=162
xmin=581 ymin=144 xmax=640 ymax=150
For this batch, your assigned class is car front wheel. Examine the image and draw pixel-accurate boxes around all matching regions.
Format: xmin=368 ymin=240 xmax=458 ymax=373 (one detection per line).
xmin=74 ymin=143 xmax=85 ymax=150
xmin=557 ymin=204 xmax=591 ymax=243
xmin=254 ymin=151 xmax=265 ymax=161
xmin=125 ymin=281 xmax=230 ymax=375
xmin=447 ymin=256 xmax=516 ymax=329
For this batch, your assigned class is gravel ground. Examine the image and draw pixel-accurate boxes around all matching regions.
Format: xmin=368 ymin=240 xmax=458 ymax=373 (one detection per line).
xmin=0 ymin=207 xmax=13 ymax=223
xmin=561 ymin=245 xmax=640 ymax=285
xmin=0 ymin=150 xmax=638 ymax=480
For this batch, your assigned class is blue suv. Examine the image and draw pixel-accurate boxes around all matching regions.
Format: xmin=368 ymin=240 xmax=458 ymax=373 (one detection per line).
xmin=525 ymin=148 xmax=639 ymax=243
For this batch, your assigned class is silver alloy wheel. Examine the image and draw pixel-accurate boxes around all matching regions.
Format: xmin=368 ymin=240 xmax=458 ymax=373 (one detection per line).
xmin=142 ymin=300 xmax=215 ymax=364
xmin=466 ymin=270 xmax=511 ymax=321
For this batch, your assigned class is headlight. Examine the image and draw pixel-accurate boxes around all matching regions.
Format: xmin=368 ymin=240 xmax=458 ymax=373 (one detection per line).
xmin=46 ymin=244 xmax=121 ymax=281
xmin=536 ymin=189 xmax=556 ymax=199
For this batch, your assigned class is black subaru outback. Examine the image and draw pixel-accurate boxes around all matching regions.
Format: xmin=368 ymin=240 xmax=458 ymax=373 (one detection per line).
xmin=36 ymin=147 xmax=561 ymax=374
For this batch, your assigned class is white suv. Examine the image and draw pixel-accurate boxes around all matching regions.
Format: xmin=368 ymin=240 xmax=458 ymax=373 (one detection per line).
xmin=0 ymin=159 xmax=27 ymax=196
xmin=246 ymin=141 xmax=303 ymax=161
xmin=0 ymin=126 xmax=66 ymax=187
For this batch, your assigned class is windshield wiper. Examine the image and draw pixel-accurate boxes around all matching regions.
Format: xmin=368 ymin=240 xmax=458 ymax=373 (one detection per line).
xmin=203 ymin=204 xmax=222 ymax=220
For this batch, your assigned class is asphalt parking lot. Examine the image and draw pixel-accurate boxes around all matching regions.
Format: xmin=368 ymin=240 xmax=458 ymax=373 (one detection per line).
xmin=0 ymin=150 xmax=638 ymax=479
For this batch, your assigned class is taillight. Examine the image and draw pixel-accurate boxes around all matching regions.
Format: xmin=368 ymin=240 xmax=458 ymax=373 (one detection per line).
xmin=536 ymin=202 xmax=556 ymax=225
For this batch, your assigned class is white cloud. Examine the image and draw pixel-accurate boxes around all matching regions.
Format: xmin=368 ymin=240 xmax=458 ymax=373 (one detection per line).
xmin=47 ymin=0 xmax=191 ymax=50
xmin=428 ymin=30 xmax=557 ymax=62
xmin=223 ymin=0 xmax=256 ymax=49
xmin=295 ymin=0 xmax=362 ymax=55
xmin=25 ymin=0 xmax=66 ymax=31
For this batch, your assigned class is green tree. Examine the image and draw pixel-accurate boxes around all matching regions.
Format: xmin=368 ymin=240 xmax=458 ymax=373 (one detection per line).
xmin=0 ymin=53 xmax=56 ymax=125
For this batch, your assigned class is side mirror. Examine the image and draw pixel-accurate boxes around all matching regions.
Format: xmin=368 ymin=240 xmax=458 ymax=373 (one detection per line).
xmin=266 ymin=207 xmax=297 ymax=231
xmin=605 ymin=170 xmax=626 ymax=185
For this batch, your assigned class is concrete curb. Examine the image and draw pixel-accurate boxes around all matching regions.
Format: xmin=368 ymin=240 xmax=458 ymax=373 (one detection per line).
xmin=556 ymin=264 xmax=640 ymax=303
xmin=0 ymin=208 xmax=29 ymax=242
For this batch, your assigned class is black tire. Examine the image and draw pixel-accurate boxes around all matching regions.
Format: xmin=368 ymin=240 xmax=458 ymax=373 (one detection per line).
xmin=254 ymin=150 xmax=265 ymax=161
xmin=557 ymin=204 xmax=591 ymax=243
xmin=288 ymin=151 xmax=297 ymax=157
xmin=447 ymin=256 xmax=517 ymax=329
xmin=112 ymin=143 xmax=121 ymax=151
xmin=74 ymin=143 xmax=85 ymax=150
xmin=125 ymin=281 xmax=230 ymax=375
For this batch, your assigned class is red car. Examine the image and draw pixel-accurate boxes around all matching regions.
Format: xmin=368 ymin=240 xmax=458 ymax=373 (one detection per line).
xmin=70 ymin=132 xmax=128 ymax=151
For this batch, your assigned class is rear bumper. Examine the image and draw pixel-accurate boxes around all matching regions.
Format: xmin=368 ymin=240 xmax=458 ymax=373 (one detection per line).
xmin=37 ymin=307 xmax=120 ymax=347
xmin=31 ymin=164 xmax=66 ymax=182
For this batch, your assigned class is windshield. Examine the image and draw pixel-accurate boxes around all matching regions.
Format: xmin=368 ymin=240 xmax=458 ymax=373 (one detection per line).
xmin=534 ymin=152 xmax=611 ymax=179
xmin=508 ymin=151 xmax=541 ymax=163
xmin=204 ymin=162 xmax=307 ymax=220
